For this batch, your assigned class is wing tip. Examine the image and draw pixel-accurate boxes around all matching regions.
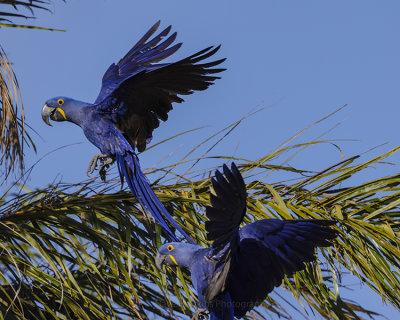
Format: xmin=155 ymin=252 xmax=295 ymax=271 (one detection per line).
xmin=153 ymin=20 xmax=161 ymax=30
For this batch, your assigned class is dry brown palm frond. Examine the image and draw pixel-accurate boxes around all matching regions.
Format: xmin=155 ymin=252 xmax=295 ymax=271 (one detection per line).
xmin=0 ymin=47 xmax=30 ymax=179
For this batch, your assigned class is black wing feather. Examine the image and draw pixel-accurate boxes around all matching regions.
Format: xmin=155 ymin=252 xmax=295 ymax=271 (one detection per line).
xmin=94 ymin=22 xmax=225 ymax=152
xmin=111 ymin=45 xmax=224 ymax=152
xmin=202 ymin=162 xmax=247 ymax=303
xmin=202 ymin=164 xmax=338 ymax=312
xmin=204 ymin=163 xmax=247 ymax=250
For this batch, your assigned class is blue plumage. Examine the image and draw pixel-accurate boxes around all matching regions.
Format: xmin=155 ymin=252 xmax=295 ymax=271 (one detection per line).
xmin=41 ymin=21 xmax=225 ymax=243
xmin=156 ymin=163 xmax=338 ymax=319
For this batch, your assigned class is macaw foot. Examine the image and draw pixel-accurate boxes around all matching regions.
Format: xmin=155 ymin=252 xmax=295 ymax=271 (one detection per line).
xmin=191 ymin=309 xmax=209 ymax=320
xmin=87 ymin=154 xmax=114 ymax=182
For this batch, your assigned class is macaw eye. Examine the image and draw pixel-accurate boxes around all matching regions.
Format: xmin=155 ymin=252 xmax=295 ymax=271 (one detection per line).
xmin=167 ymin=245 xmax=174 ymax=251
xmin=57 ymin=99 xmax=64 ymax=106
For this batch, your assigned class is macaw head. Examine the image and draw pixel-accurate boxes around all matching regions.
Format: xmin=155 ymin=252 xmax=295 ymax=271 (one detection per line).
xmin=156 ymin=242 xmax=199 ymax=270
xmin=41 ymin=96 xmax=88 ymax=126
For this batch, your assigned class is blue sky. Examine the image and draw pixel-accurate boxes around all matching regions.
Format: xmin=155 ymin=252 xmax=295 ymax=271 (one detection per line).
xmin=2 ymin=0 xmax=400 ymax=318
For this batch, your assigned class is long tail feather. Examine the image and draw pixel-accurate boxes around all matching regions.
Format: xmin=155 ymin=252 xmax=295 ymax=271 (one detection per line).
xmin=116 ymin=153 xmax=195 ymax=243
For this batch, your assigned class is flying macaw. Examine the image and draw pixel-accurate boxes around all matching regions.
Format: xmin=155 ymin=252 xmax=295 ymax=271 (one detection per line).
xmin=156 ymin=163 xmax=338 ymax=320
xmin=41 ymin=21 xmax=225 ymax=243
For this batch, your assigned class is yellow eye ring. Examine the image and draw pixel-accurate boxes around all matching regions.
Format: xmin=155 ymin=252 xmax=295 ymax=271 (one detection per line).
xmin=57 ymin=99 xmax=64 ymax=106
xmin=167 ymin=245 xmax=174 ymax=251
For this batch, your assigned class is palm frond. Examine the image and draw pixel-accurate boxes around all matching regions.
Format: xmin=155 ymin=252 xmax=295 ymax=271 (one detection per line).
xmin=0 ymin=0 xmax=65 ymax=30
xmin=0 ymin=47 xmax=35 ymax=180
xmin=1 ymin=106 xmax=400 ymax=319
xmin=1 ymin=138 xmax=400 ymax=319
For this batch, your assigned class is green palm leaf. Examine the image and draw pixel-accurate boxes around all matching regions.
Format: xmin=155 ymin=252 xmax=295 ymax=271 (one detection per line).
xmin=1 ymin=127 xmax=400 ymax=319
xmin=0 ymin=0 xmax=65 ymax=30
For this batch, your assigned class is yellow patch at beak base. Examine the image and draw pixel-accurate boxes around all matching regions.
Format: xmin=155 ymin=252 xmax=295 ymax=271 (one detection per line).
xmin=56 ymin=108 xmax=67 ymax=120
xmin=169 ymin=255 xmax=178 ymax=265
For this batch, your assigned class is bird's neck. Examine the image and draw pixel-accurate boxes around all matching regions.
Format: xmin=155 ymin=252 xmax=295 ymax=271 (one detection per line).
xmin=177 ymin=244 xmax=205 ymax=269
xmin=65 ymin=101 xmax=94 ymax=127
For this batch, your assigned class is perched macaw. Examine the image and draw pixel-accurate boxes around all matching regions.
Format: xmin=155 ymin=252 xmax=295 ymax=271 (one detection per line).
xmin=41 ymin=21 xmax=225 ymax=243
xmin=156 ymin=163 xmax=338 ymax=320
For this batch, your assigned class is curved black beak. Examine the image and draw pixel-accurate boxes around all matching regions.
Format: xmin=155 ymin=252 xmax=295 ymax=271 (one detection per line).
xmin=155 ymin=252 xmax=167 ymax=273
xmin=41 ymin=104 xmax=55 ymax=126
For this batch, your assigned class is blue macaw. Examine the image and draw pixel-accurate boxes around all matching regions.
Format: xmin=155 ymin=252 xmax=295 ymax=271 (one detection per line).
xmin=156 ymin=163 xmax=338 ymax=320
xmin=41 ymin=21 xmax=225 ymax=243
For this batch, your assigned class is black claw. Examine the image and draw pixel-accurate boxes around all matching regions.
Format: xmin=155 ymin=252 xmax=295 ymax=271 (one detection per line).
xmin=99 ymin=164 xmax=109 ymax=182
xmin=87 ymin=154 xmax=114 ymax=181
xmin=99 ymin=167 xmax=107 ymax=182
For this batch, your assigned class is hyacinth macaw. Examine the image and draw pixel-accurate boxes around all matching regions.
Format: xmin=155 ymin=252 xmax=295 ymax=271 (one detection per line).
xmin=41 ymin=21 xmax=225 ymax=243
xmin=156 ymin=163 xmax=338 ymax=320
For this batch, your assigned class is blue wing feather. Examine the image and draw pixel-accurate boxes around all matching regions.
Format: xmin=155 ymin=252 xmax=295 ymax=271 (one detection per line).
xmin=228 ymin=219 xmax=337 ymax=317
xmin=127 ymin=21 xmax=162 ymax=53
xmin=127 ymin=26 xmax=172 ymax=60
xmin=94 ymin=22 xmax=182 ymax=105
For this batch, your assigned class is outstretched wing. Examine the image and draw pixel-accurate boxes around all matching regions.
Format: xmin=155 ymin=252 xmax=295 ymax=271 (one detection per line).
xmin=95 ymin=21 xmax=225 ymax=152
xmin=202 ymin=162 xmax=247 ymax=303
xmin=228 ymin=219 xmax=338 ymax=317
xmin=205 ymin=162 xmax=247 ymax=250
xmin=202 ymin=163 xmax=337 ymax=310
xmin=94 ymin=21 xmax=180 ymax=104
